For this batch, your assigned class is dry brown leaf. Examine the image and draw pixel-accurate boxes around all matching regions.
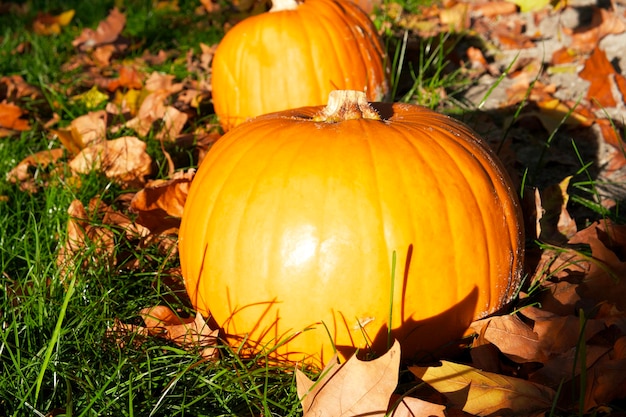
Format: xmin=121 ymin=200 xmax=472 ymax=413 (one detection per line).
xmin=56 ymin=199 xmax=116 ymax=280
xmin=106 ymin=65 xmax=145 ymax=92
xmin=567 ymin=7 xmax=626 ymax=53
xmin=52 ymin=110 xmax=107 ymax=155
xmin=0 ymin=102 xmax=30 ymax=134
xmin=388 ymin=394 xmax=446 ymax=417
xmin=410 ymin=361 xmax=556 ymax=416
xmin=130 ymin=169 xmax=194 ymax=234
xmin=69 ymin=136 xmax=152 ymax=188
xmin=6 ymin=148 xmax=65 ymax=192
xmin=521 ymin=306 xmax=606 ymax=358
xmin=0 ymin=75 xmax=41 ymax=101
xmin=478 ymin=315 xmax=545 ymax=363
xmin=155 ymin=106 xmax=188 ymax=141
xmin=72 ymin=7 xmax=126 ymax=50
xmin=124 ymin=90 xmax=169 ymax=136
xmin=439 ymin=2 xmax=470 ymax=32
xmin=471 ymin=1 xmax=517 ymax=17
xmin=144 ymin=72 xmax=183 ymax=94
xmin=534 ymin=176 xmax=578 ymax=244
xmin=109 ymin=305 xmax=219 ymax=359
xmin=296 ymin=340 xmax=401 ymax=417
xmin=579 ymin=46 xmax=625 ymax=108
xmin=584 ymin=348 xmax=626 ymax=411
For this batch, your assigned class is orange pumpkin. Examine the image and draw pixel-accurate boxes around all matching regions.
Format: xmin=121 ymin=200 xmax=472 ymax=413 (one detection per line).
xmin=211 ymin=0 xmax=390 ymax=131
xmin=179 ymin=91 xmax=524 ymax=366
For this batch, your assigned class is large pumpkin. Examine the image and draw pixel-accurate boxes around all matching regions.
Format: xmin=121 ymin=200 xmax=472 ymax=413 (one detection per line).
xmin=211 ymin=0 xmax=390 ymax=131
xmin=179 ymin=91 xmax=524 ymax=365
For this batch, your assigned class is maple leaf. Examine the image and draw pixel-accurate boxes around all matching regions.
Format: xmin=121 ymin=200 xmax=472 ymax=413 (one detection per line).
xmin=72 ymin=7 xmax=126 ymax=50
xmin=411 ymin=360 xmax=556 ymax=416
xmin=296 ymin=340 xmax=402 ymax=417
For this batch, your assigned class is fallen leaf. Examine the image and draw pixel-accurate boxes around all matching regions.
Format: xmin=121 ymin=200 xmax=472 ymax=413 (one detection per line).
xmin=130 ymin=169 xmax=195 ymax=233
xmin=56 ymin=199 xmax=116 ymax=281
xmin=0 ymin=102 xmax=30 ymax=134
xmin=410 ymin=361 xmax=556 ymax=416
xmin=579 ymin=46 xmax=625 ymax=108
xmin=472 ymin=1 xmax=517 ymax=17
xmin=567 ymin=7 xmax=626 ymax=53
xmin=32 ymin=9 xmax=75 ymax=35
xmin=72 ymin=7 xmax=126 ymax=50
xmin=388 ymin=394 xmax=446 ymax=417
xmin=6 ymin=148 xmax=65 ymax=192
xmin=156 ymin=106 xmax=188 ymax=141
xmin=106 ymin=65 xmax=144 ymax=92
xmin=478 ymin=315 xmax=545 ymax=363
xmin=535 ymin=176 xmax=577 ymax=244
xmin=296 ymin=340 xmax=401 ymax=417
xmin=109 ymin=305 xmax=219 ymax=359
xmin=52 ymin=110 xmax=107 ymax=155
xmin=69 ymin=136 xmax=152 ymax=188
xmin=71 ymin=85 xmax=109 ymax=109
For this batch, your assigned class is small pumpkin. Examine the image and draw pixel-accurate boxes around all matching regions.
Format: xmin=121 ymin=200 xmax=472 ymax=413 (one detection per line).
xmin=211 ymin=0 xmax=390 ymax=131
xmin=179 ymin=90 xmax=524 ymax=365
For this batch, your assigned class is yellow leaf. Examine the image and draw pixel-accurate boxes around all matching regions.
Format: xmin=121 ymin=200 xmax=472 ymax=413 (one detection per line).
xmin=71 ymin=85 xmax=109 ymax=109
xmin=410 ymin=361 xmax=556 ymax=416
xmin=56 ymin=9 xmax=75 ymax=26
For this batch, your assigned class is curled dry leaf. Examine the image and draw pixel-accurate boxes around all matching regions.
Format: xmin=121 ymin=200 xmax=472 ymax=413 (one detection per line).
xmin=0 ymin=102 xmax=30 ymax=135
xmin=56 ymin=199 xmax=117 ymax=281
xmin=6 ymin=148 xmax=65 ymax=192
xmin=69 ymin=136 xmax=152 ymax=188
xmin=534 ymin=176 xmax=577 ymax=244
xmin=72 ymin=7 xmax=126 ymax=50
xmin=109 ymin=305 xmax=219 ymax=360
xmin=296 ymin=340 xmax=403 ymax=417
xmin=52 ymin=110 xmax=107 ymax=155
xmin=155 ymin=106 xmax=188 ymax=142
xmin=130 ymin=169 xmax=195 ymax=234
xmin=411 ymin=360 xmax=556 ymax=416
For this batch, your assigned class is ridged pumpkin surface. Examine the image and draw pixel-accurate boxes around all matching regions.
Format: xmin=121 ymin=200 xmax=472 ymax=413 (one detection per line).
xmin=179 ymin=91 xmax=524 ymax=365
xmin=211 ymin=0 xmax=390 ymax=131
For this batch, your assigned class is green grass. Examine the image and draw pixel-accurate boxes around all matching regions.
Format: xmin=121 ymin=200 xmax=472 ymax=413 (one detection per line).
xmin=2 ymin=0 xmax=625 ymax=416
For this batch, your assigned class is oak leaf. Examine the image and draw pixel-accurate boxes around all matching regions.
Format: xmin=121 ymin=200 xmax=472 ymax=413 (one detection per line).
xmin=410 ymin=361 xmax=556 ymax=416
xmin=296 ymin=340 xmax=401 ymax=417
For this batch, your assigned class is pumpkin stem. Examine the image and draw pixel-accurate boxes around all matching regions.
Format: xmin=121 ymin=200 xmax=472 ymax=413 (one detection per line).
xmin=270 ymin=0 xmax=300 ymax=12
xmin=314 ymin=90 xmax=381 ymax=123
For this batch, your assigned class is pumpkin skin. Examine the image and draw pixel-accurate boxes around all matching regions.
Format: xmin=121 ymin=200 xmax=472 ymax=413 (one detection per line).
xmin=179 ymin=91 xmax=524 ymax=366
xmin=211 ymin=0 xmax=390 ymax=131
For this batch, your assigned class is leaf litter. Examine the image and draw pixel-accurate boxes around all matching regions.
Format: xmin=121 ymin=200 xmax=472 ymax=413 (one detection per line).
xmin=2 ymin=0 xmax=626 ymax=415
